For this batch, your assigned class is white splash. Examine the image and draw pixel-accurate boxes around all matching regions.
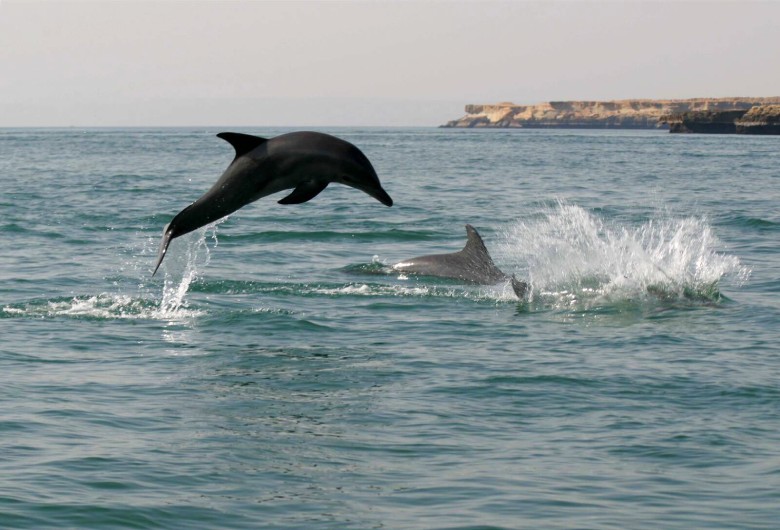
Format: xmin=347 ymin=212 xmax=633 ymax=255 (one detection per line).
xmin=499 ymin=202 xmax=750 ymax=307
xmin=2 ymin=293 xmax=204 ymax=320
xmin=157 ymin=221 xmax=224 ymax=316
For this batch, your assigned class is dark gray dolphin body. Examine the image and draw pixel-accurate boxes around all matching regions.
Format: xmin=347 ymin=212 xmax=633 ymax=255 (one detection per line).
xmin=153 ymin=131 xmax=392 ymax=275
xmin=393 ymin=225 xmax=528 ymax=298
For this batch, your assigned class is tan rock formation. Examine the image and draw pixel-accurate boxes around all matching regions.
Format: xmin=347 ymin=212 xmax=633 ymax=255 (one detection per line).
xmin=443 ymin=97 xmax=780 ymax=129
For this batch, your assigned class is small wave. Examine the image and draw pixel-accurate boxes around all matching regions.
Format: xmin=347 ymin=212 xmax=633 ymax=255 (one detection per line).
xmin=1 ymin=293 xmax=204 ymax=321
xmin=1 ymin=222 xmax=32 ymax=234
xmin=199 ymin=280 xmax=444 ymax=299
xmin=219 ymin=228 xmax=433 ymax=244
xmin=309 ymin=282 xmax=436 ymax=298
xmin=719 ymin=214 xmax=780 ymax=232
xmin=190 ymin=277 xmax=518 ymax=302
xmin=340 ymin=258 xmax=394 ymax=276
xmin=312 ymin=281 xmax=521 ymax=302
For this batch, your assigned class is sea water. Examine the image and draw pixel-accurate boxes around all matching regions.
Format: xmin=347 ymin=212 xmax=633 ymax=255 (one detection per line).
xmin=1 ymin=127 xmax=778 ymax=529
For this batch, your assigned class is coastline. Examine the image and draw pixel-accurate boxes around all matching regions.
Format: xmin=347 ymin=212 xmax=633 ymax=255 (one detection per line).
xmin=442 ymin=97 xmax=780 ymax=129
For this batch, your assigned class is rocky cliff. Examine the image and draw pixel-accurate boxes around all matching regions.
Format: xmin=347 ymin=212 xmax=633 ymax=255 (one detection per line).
xmin=735 ymin=105 xmax=780 ymax=134
xmin=660 ymin=105 xmax=780 ymax=134
xmin=661 ymin=109 xmax=748 ymax=134
xmin=442 ymin=97 xmax=780 ymax=129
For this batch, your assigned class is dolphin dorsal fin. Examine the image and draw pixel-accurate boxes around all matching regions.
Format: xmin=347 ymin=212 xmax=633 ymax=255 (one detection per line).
xmin=217 ymin=132 xmax=269 ymax=159
xmin=461 ymin=225 xmax=492 ymax=261
xmin=459 ymin=224 xmax=507 ymax=283
xmin=461 ymin=224 xmax=494 ymax=265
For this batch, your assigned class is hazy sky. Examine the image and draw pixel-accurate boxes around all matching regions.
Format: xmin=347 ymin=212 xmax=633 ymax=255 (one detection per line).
xmin=1 ymin=0 xmax=778 ymax=127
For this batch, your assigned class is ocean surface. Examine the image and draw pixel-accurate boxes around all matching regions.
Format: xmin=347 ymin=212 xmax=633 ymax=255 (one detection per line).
xmin=1 ymin=127 xmax=778 ymax=529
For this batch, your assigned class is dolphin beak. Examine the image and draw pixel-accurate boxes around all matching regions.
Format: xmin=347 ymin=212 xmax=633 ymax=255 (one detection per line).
xmin=152 ymin=224 xmax=173 ymax=276
xmin=369 ymin=186 xmax=393 ymax=207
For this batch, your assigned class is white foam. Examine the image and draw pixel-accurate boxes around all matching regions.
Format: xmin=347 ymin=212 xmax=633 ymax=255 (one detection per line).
xmin=2 ymin=293 xmax=204 ymax=321
xmin=309 ymin=283 xmax=436 ymax=298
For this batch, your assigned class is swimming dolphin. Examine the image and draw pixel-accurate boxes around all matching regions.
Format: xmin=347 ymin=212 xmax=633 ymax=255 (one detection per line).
xmin=392 ymin=224 xmax=528 ymax=298
xmin=153 ymin=131 xmax=393 ymax=275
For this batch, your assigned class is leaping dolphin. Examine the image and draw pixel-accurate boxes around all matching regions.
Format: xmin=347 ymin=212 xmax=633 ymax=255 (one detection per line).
xmin=393 ymin=224 xmax=528 ymax=298
xmin=153 ymin=131 xmax=393 ymax=275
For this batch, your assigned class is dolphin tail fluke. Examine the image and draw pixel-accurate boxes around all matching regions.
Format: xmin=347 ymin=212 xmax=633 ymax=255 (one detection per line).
xmin=152 ymin=224 xmax=173 ymax=276
xmin=511 ymin=275 xmax=529 ymax=299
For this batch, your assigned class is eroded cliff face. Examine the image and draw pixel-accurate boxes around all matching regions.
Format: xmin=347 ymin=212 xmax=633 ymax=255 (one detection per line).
xmin=660 ymin=104 xmax=780 ymax=134
xmin=736 ymin=105 xmax=780 ymax=134
xmin=443 ymin=97 xmax=780 ymax=128
xmin=661 ymin=109 xmax=749 ymax=134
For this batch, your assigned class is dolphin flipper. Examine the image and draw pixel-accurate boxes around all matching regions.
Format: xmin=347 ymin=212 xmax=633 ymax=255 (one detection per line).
xmin=278 ymin=181 xmax=329 ymax=204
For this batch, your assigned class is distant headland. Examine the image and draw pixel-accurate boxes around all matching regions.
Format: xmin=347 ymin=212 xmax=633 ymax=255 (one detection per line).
xmin=441 ymin=97 xmax=780 ymax=132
